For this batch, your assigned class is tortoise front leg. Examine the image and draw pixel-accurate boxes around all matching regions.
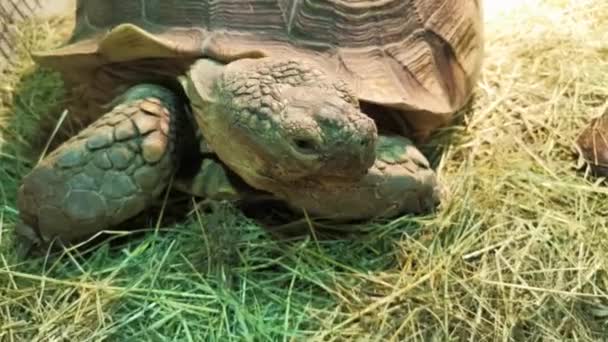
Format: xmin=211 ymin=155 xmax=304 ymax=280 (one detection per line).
xmin=279 ymin=135 xmax=441 ymax=220
xmin=16 ymin=84 xmax=189 ymax=245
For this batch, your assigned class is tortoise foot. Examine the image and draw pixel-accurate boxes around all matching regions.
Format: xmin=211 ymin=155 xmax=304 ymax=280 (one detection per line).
xmin=281 ymin=135 xmax=440 ymax=221
xmin=16 ymin=84 xmax=186 ymax=244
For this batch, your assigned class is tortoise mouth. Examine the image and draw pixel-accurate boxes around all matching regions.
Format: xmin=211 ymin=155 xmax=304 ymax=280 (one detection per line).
xmin=229 ymin=161 xmax=285 ymax=193
xmin=222 ymin=131 xmax=365 ymax=193
xmin=233 ymin=123 xmax=324 ymax=171
xmin=228 ymin=121 xmax=376 ymax=187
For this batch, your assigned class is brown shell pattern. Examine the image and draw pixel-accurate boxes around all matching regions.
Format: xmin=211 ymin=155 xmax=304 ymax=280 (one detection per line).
xmin=44 ymin=0 xmax=484 ymax=134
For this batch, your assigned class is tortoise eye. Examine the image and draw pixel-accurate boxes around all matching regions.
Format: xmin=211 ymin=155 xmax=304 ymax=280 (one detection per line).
xmin=292 ymin=138 xmax=318 ymax=154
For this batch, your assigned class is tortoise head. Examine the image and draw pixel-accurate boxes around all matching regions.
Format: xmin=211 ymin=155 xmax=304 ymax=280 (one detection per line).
xmin=185 ymin=58 xmax=377 ymax=190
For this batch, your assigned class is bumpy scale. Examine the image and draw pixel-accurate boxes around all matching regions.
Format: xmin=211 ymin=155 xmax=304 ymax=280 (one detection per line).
xmin=279 ymin=135 xmax=440 ymax=220
xmin=17 ymin=85 xmax=182 ymax=243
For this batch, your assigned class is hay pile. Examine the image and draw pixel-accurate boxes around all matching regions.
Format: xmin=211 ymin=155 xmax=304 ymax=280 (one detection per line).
xmin=0 ymin=0 xmax=607 ymax=340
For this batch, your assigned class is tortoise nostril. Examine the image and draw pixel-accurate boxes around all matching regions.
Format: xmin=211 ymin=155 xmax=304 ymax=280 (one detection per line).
xmin=359 ymin=135 xmax=376 ymax=149
xmin=293 ymin=138 xmax=318 ymax=154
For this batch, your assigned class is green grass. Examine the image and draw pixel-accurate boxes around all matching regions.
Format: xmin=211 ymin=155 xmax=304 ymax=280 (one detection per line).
xmin=2 ymin=1 xmax=608 ymax=340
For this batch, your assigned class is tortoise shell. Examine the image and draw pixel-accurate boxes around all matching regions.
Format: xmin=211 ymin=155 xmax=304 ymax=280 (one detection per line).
xmin=35 ymin=0 xmax=484 ymax=137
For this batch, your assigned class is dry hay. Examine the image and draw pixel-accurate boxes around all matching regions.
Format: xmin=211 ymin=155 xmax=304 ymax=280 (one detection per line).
xmin=0 ymin=0 xmax=607 ymax=340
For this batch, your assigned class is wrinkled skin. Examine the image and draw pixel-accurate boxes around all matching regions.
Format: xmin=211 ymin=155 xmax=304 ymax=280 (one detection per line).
xmin=277 ymin=135 xmax=440 ymax=220
xmin=185 ymin=57 xmax=378 ymax=191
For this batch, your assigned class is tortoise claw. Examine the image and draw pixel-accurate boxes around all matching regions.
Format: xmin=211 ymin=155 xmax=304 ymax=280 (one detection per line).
xmin=13 ymin=222 xmax=46 ymax=257
xmin=14 ymin=222 xmax=43 ymax=244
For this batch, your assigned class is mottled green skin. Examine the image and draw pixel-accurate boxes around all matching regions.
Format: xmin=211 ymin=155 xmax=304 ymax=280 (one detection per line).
xmin=186 ymin=58 xmax=439 ymax=219
xmin=186 ymin=58 xmax=377 ymax=191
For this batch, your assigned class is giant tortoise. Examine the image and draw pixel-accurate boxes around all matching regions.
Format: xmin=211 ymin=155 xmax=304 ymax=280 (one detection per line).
xmin=576 ymin=108 xmax=608 ymax=176
xmin=16 ymin=0 xmax=484 ymax=244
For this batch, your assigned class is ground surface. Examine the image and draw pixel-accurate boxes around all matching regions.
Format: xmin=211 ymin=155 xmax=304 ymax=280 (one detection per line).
xmin=1 ymin=0 xmax=608 ymax=341
xmin=0 ymin=0 xmax=73 ymax=70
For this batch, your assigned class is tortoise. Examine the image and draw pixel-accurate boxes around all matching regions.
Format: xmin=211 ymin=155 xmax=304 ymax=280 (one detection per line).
xmin=575 ymin=107 xmax=608 ymax=176
xmin=16 ymin=0 xmax=484 ymax=244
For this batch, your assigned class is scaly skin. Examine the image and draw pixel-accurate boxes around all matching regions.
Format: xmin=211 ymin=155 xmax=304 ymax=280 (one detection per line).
xmin=16 ymin=80 xmax=439 ymax=245
xmin=276 ymin=135 xmax=440 ymax=220
xmin=171 ymin=133 xmax=439 ymax=220
xmin=186 ymin=57 xmax=378 ymax=191
xmin=17 ymin=84 xmax=185 ymax=244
